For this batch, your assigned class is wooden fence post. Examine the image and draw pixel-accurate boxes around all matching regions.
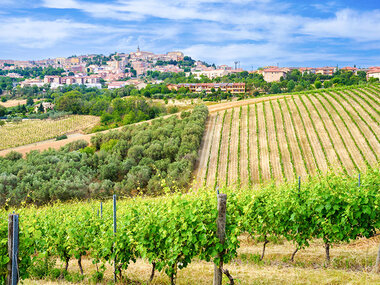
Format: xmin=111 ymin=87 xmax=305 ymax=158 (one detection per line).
xmin=7 ymin=214 xmax=19 ymax=285
xmin=113 ymin=195 xmax=117 ymax=283
xmin=213 ymin=194 xmax=227 ymax=285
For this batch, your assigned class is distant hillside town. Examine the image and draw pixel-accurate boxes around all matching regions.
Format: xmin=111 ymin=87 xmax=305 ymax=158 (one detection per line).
xmin=0 ymin=48 xmax=379 ymax=92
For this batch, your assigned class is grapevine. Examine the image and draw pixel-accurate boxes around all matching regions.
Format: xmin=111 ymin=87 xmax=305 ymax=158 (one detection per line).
xmin=262 ymin=102 xmax=274 ymax=180
xmin=225 ymin=109 xmax=234 ymax=186
xmin=203 ymin=114 xmax=219 ymax=187
xmin=269 ymin=100 xmax=286 ymax=181
xmin=283 ymin=97 xmax=310 ymax=176
xmin=303 ymin=95 xmax=347 ymax=174
xmin=277 ymin=99 xmax=297 ymax=179
xmin=312 ymin=93 xmax=361 ymax=171
xmin=246 ymin=105 xmax=252 ymax=186
xmin=214 ymin=110 xmax=227 ymax=190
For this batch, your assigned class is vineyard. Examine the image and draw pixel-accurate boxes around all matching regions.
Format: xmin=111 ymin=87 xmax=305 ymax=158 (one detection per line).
xmin=0 ymin=115 xmax=100 ymax=150
xmin=195 ymin=85 xmax=380 ymax=188
xmin=0 ymin=168 xmax=379 ymax=284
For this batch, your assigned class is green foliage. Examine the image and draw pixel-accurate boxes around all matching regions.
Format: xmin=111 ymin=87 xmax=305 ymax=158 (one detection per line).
xmin=0 ymin=168 xmax=378 ymax=283
xmin=314 ymin=80 xmax=322 ymax=89
xmin=5 ymin=151 xmax=22 ymax=161
xmin=0 ymin=105 xmax=208 ymax=206
xmin=56 ymin=134 xmax=68 ymax=141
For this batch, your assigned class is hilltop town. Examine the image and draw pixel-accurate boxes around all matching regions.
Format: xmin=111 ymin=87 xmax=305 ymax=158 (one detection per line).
xmin=1 ymin=48 xmax=379 ymax=93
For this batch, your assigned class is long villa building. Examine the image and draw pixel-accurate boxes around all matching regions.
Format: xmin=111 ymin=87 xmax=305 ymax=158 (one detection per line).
xmin=167 ymin=83 xmax=245 ymax=94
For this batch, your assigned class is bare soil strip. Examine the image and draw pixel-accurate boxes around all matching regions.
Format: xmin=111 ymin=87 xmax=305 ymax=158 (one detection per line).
xmin=206 ymin=113 xmax=223 ymax=187
xmin=228 ymin=108 xmax=240 ymax=186
xmin=217 ymin=110 xmax=232 ymax=187
xmin=239 ymin=106 xmax=249 ymax=185
xmin=334 ymin=92 xmax=380 ymax=162
xmin=246 ymin=106 xmax=253 ymax=185
xmin=271 ymin=101 xmax=294 ymax=181
xmin=307 ymin=95 xmax=352 ymax=173
xmin=283 ymin=98 xmax=311 ymax=176
xmin=327 ymin=92 xmax=379 ymax=165
xmin=193 ymin=113 xmax=217 ymax=188
xmin=293 ymin=96 xmax=328 ymax=171
xmin=298 ymin=95 xmax=341 ymax=171
xmin=248 ymin=104 xmax=260 ymax=184
xmin=280 ymin=99 xmax=309 ymax=179
xmin=317 ymin=93 xmax=368 ymax=169
xmin=348 ymin=90 xmax=380 ymax=119
xmin=256 ymin=103 xmax=271 ymax=182
xmin=289 ymin=97 xmax=320 ymax=175
xmin=336 ymin=91 xmax=380 ymax=144
xmin=359 ymin=88 xmax=380 ymax=109
xmin=265 ymin=101 xmax=284 ymax=182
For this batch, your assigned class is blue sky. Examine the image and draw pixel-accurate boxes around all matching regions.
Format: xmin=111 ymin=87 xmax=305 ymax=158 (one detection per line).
xmin=0 ymin=0 xmax=379 ymax=69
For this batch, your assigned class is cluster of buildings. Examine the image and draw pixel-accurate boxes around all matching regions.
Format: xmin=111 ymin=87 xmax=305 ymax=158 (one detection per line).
xmin=167 ymin=83 xmax=246 ymax=94
xmin=254 ymin=65 xmax=380 ymax=83
xmin=253 ymin=66 xmax=340 ymax=83
xmin=0 ymin=48 xmax=191 ymax=89
xmin=43 ymin=75 xmax=102 ymax=88
xmin=1 ymin=50 xmax=380 ymax=91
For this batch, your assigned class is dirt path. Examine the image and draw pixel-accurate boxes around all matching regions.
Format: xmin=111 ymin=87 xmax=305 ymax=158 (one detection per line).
xmin=207 ymin=94 xmax=290 ymax=113
xmin=0 ymin=95 xmax=288 ymax=157
xmin=0 ymin=113 xmax=181 ymax=157
xmin=193 ymin=113 xmax=217 ymax=188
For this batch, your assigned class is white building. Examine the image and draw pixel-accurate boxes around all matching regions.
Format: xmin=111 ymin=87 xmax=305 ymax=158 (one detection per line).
xmin=367 ymin=67 xmax=380 ymax=80
xmin=191 ymin=69 xmax=231 ymax=79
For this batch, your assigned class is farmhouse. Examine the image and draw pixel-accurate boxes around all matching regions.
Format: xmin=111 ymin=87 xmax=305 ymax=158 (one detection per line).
xmin=34 ymin=102 xmax=55 ymax=113
xmin=167 ymin=83 xmax=245 ymax=94
xmin=262 ymin=68 xmax=289 ymax=82
xmin=367 ymin=67 xmax=380 ymax=80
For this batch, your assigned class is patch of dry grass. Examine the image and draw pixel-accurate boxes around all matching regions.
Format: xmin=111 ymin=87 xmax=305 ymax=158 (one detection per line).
xmin=23 ymin=235 xmax=380 ymax=284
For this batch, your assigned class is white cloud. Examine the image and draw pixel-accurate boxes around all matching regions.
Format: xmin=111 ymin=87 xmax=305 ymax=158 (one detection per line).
xmin=2 ymin=1 xmax=379 ymax=66
xmin=42 ymin=0 xmax=81 ymax=9
xmin=182 ymin=43 xmax=341 ymax=67
xmin=302 ymin=9 xmax=380 ymax=42
xmin=0 ymin=18 xmax=98 ymax=48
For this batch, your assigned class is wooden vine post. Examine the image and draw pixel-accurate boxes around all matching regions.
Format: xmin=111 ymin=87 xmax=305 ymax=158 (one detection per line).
xmin=7 ymin=214 xmax=19 ymax=285
xmin=213 ymin=194 xmax=227 ymax=285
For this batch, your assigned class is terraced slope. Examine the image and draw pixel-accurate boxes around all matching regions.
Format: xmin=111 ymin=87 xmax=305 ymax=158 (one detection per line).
xmin=194 ymin=86 xmax=380 ymax=188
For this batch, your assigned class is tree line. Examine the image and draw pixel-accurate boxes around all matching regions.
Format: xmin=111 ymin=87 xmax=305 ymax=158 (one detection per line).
xmin=0 ymin=105 xmax=209 ymax=206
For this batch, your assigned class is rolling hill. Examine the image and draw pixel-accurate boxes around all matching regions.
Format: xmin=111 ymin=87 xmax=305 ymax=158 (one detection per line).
xmin=194 ymin=85 xmax=380 ymax=188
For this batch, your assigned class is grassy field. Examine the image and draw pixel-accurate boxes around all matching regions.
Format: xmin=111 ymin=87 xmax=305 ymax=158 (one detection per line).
xmin=195 ymin=86 xmax=380 ymax=188
xmin=0 ymin=98 xmax=37 ymax=108
xmin=0 ymin=115 xmax=100 ymax=150
xmin=23 ymin=235 xmax=380 ymax=284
